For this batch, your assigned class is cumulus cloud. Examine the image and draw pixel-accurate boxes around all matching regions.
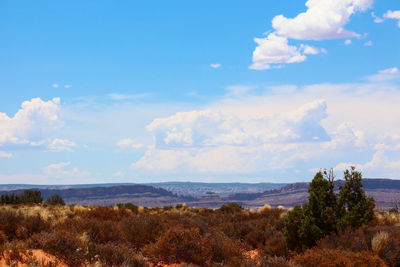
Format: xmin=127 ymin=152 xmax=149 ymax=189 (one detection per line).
xmin=43 ymin=162 xmax=90 ymax=179
xmin=47 ymin=138 xmax=77 ymax=152
xmin=322 ymin=123 xmax=366 ymax=149
xmin=366 ymin=67 xmax=400 ymax=82
xmin=272 ymin=0 xmax=373 ymax=40
xmin=249 ymin=34 xmax=307 ymax=70
xmin=335 ymin=150 xmax=400 ymax=178
xmin=51 ymin=84 xmax=59 ymax=88
xmin=128 ymin=79 xmax=400 ymax=178
xmin=131 ymin=100 xmax=331 ymax=174
xmin=116 ymin=138 xmax=144 ymax=149
xmin=250 ymin=0 xmax=373 ymax=69
xmin=383 ymin=10 xmax=400 ymax=27
xmin=146 ymin=99 xmax=328 ymax=149
xmin=64 ymin=85 xmax=72 ymax=88
xmin=0 ymin=98 xmax=63 ymax=148
xmin=344 ymin=39 xmax=352 ymax=45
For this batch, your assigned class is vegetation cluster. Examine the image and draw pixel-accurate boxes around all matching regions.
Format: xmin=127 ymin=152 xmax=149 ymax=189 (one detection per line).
xmin=0 ymin=169 xmax=399 ymax=266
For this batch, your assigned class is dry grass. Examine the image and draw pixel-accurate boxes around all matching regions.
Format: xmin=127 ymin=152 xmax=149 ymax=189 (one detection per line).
xmin=375 ymin=211 xmax=400 ymax=226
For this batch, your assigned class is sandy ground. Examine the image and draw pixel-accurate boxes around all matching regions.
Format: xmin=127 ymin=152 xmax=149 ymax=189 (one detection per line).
xmin=0 ymin=249 xmax=68 ymax=267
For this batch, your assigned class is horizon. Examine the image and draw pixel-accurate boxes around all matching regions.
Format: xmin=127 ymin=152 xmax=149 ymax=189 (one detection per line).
xmin=1 ymin=0 xmax=400 ymax=184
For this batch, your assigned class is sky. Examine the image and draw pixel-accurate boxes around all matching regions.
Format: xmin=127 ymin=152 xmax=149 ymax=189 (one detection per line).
xmin=1 ymin=0 xmax=400 ymax=184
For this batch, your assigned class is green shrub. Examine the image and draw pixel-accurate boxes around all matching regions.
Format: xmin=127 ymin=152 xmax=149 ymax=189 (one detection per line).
xmin=46 ymin=194 xmax=65 ymax=205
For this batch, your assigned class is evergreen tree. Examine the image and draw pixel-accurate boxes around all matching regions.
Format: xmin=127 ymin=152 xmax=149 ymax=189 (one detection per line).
xmin=283 ymin=167 xmax=375 ymax=251
xmin=337 ymin=167 xmax=375 ymax=229
xmin=46 ymin=194 xmax=65 ymax=205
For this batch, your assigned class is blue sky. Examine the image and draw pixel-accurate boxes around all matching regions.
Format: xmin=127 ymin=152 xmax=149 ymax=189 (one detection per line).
xmin=1 ymin=0 xmax=400 ymax=184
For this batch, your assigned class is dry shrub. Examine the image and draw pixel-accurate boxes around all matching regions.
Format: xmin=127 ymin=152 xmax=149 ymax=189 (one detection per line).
xmin=371 ymin=231 xmax=400 ymax=266
xmin=258 ymin=204 xmax=271 ymax=213
xmin=73 ymin=205 xmax=87 ymax=214
xmin=257 ymin=256 xmax=298 ymax=267
xmin=0 ymin=210 xmax=49 ymax=241
xmin=88 ymin=242 xmax=149 ymax=267
xmin=317 ymin=225 xmax=374 ymax=251
xmin=376 ymin=212 xmax=400 ymax=226
xmin=83 ymin=206 xmax=132 ymax=221
xmin=202 ymin=230 xmax=243 ymax=264
xmin=122 ymin=214 xmax=166 ymax=249
xmin=144 ymin=227 xmax=203 ymax=265
xmin=77 ymin=218 xmax=125 ymax=244
xmin=260 ymin=231 xmax=288 ymax=258
xmin=0 ymin=210 xmax=21 ymax=241
xmin=0 ymin=230 xmax=7 ymax=245
xmin=293 ymin=248 xmax=387 ymax=267
xmin=30 ymin=230 xmax=86 ymax=266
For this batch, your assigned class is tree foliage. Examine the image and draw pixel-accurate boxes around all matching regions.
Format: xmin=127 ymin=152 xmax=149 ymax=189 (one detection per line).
xmin=46 ymin=194 xmax=65 ymax=205
xmin=1 ymin=190 xmax=43 ymax=204
xmin=283 ymin=167 xmax=375 ymax=251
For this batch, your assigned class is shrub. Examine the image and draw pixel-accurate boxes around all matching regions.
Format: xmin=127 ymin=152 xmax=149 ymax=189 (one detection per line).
xmin=31 ymin=230 xmax=86 ymax=266
xmin=122 ymin=214 xmax=166 ymax=249
xmin=284 ymin=168 xmax=375 ymax=251
xmin=219 ymin=203 xmax=243 ymax=214
xmin=371 ymin=231 xmax=400 ymax=266
xmin=337 ymin=167 xmax=375 ymax=230
xmin=202 ymin=230 xmax=243 ymax=264
xmin=145 ymin=227 xmax=203 ymax=265
xmin=88 ymin=242 xmax=149 ymax=266
xmin=293 ymin=248 xmax=387 ymax=267
xmin=46 ymin=195 xmax=65 ymax=205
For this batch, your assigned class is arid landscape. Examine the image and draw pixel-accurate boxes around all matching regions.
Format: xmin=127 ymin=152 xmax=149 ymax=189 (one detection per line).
xmin=1 ymin=171 xmax=400 ymax=266
xmin=0 ymin=200 xmax=399 ymax=266
xmin=2 ymin=0 xmax=400 ymax=266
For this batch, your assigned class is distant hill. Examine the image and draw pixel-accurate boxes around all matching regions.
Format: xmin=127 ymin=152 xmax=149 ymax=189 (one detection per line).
xmin=1 ymin=179 xmax=398 ymax=208
xmin=226 ymin=178 xmax=400 ymax=209
xmin=0 ymin=185 xmax=196 ymax=206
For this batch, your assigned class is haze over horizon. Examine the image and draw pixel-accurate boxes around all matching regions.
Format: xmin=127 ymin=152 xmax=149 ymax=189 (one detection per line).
xmin=1 ymin=0 xmax=400 ymax=184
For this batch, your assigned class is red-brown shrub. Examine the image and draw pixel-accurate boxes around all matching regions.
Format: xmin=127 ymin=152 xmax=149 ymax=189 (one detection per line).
xmin=293 ymin=248 xmax=387 ymax=267
xmin=83 ymin=206 xmax=132 ymax=221
xmin=145 ymin=227 xmax=204 ymax=265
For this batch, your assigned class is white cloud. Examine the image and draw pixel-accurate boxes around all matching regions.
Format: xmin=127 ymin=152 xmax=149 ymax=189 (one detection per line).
xmin=322 ymin=123 xmax=366 ymax=149
xmin=210 ymin=63 xmax=221 ymax=69
xmin=64 ymin=85 xmax=72 ymax=88
xmin=51 ymin=84 xmax=59 ymax=88
xmin=225 ymin=85 xmax=253 ymax=97
xmin=271 ymin=0 xmax=373 ymax=40
xmin=344 ymin=39 xmax=352 ymax=45
xmin=301 ymin=44 xmax=326 ymax=55
xmin=365 ymin=67 xmax=400 ymax=82
xmin=251 ymin=0 xmax=372 ymax=69
xmin=128 ymin=79 xmax=400 ymax=178
xmin=47 ymin=138 xmax=77 ymax=152
xmin=335 ymin=150 xmax=400 ymax=178
xmin=116 ymin=138 xmax=144 ymax=149
xmin=374 ymin=134 xmax=400 ymax=151
xmin=0 ymin=151 xmax=12 ymax=158
xmin=364 ymin=40 xmax=373 ymax=46
xmin=146 ymin=99 xmax=329 ymax=149
xmin=249 ymin=34 xmax=307 ymax=70
xmin=383 ymin=10 xmax=400 ymax=28
xmin=371 ymin=12 xmax=383 ymax=23
xmin=132 ymin=100 xmax=331 ymax=174
xmin=0 ymin=98 xmax=63 ymax=148
xmin=43 ymin=162 xmax=90 ymax=179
